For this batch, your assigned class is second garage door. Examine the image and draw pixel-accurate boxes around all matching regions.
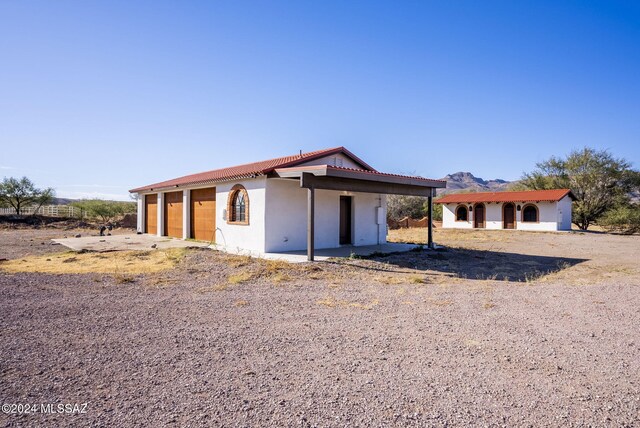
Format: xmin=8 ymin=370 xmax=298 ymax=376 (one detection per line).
xmin=164 ymin=191 xmax=183 ymax=238
xmin=145 ymin=194 xmax=157 ymax=234
xmin=190 ymin=188 xmax=216 ymax=241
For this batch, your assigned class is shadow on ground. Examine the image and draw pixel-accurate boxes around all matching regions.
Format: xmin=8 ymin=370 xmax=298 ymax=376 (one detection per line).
xmin=346 ymin=247 xmax=589 ymax=282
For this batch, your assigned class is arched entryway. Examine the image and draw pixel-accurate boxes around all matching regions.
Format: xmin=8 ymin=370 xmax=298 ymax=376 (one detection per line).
xmin=503 ymin=202 xmax=516 ymax=229
xmin=473 ymin=203 xmax=485 ymax=228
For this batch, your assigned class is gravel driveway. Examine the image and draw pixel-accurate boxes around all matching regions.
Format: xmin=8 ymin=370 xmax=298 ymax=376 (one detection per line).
xmin=1 ymin=229 xmax=639 ymax=427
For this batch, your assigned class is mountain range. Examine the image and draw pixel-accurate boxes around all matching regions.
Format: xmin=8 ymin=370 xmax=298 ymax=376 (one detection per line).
xmin=437 ymin=172 xmax=516 ymax=195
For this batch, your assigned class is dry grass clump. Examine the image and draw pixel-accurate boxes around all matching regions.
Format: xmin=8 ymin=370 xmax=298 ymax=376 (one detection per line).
xmin=220 ymin=254 xmax=320 ymax=285
xmin=409 ymin=275 xmax=426 ymax=284
xmin=235 ymin=300 xmax=249 ymax=307
xmin=375 ymin=275 xmax=405 ymax=285
xmin=387 ymin=227 xmax=515 ymax=245
xmin=228 ymin=271 xmax=253 ymax=284
xmin=317 ymin=296 xmax=380 ymax=310
xmin=0 ymin=248 xmax=188 ymax=275
xmin=114 ymin=274 xmax=136 ymax=284
xmin=271 ymin=272 xmax=292 ymax=284
xmin=220 ymin=254 xmax=253 ymax=268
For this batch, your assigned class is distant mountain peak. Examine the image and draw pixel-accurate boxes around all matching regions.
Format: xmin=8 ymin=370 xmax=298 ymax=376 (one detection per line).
xmin=444 ymin=171 xmax=487 ymax=185
xmin=438 ymin=171 xmax=515 ymax=194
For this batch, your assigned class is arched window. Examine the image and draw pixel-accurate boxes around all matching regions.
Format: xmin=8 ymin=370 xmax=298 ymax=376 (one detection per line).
xmin=227 ymin=185 xmax=249 ymax=224
xmin=455 ymin=205 xmax=468 ymax=221
xmin=522 ymin=204 xmax=538 ymax=223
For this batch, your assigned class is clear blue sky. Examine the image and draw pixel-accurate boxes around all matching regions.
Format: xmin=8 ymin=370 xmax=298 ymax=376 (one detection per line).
xmin=1 ymin=1 xmax=639 ymax=200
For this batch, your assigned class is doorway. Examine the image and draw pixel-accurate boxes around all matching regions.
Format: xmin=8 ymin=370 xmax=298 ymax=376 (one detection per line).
xmin=503 ymin=202 xmax=515 ymax=229
xmin=339 ymin=196 xmax=352 ymax=245
xmin=473 ymin=203 xmax=485 ymax=229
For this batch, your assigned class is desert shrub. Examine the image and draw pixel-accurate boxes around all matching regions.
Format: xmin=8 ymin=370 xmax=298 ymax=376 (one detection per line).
xmin=387 ymin=196 xmax=442 ymax=221
xmin=598 ymin=205 xmax=640 ymax=234
xmin=71 ymin=199 xmax=136 ymax=223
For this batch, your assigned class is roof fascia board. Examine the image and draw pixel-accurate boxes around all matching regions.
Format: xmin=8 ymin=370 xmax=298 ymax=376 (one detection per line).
xmin=275 ymin=166 xmax=446 ymax=189
xmin=300 ymin=173 xmax=435 ymax=197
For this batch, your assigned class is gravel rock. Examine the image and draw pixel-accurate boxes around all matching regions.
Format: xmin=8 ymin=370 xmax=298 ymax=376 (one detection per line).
xmin=0 ymin=229 xmax=639 ymax=427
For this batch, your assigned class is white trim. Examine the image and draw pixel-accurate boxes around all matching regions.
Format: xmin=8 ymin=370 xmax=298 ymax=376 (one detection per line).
xmin=157 ymin=193 xmax=164 ymax=237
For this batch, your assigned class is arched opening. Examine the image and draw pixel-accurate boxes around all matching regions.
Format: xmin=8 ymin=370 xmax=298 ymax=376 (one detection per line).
xmin=473 ymin=203 xmax=485 ymax=228
xmin=455 ymin=205 xmax=468 ymax=221
xmin=227 ymin=185 xmax=249 ymax=224
xmin=503 ymin=202 xmax=516 ymax=229
xmin=522 ymin=204 xmax=538 ymax=223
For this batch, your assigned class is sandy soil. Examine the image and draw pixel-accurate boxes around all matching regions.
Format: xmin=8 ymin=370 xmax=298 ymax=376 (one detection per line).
xmin=0 ymin=228 xmax=639 ymax=427
xmin=0 ymin=228 xmax=133 ymax=261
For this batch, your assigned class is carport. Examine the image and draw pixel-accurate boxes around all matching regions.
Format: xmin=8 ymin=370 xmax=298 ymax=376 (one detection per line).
xmin=274 ymin=165 xmax=446 ymax=261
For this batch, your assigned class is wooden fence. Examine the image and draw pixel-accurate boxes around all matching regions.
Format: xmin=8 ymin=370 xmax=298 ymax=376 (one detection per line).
xmin=388 ymin=216 xmax=442 ymax=229
xmin=0 ymin=205 xmax=84 ymax=218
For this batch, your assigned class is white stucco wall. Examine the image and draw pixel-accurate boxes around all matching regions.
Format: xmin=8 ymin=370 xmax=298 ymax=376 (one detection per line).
xmin=442 ymin=203 xmax=473 ymax=229
xmin=214 ymin=177 xmax=267 ymax=253
xmin=300 ymin=153 xmax=364 ymax=170
xmin=264 ymin=178 xmax=386 ymax=252
xmin=442 ymin=201 xmax=566 ymax=231
xmin=134 ymin=174 xmax=388 ymax=253
xmin=515 ymin=201 xmax=559 ymax=231
xmin=485 ymin=203 xmax=503 ymax=230
xmin=557 ymin=196 xmax=573 ymax=230
xmin=136 ymin=195 xmax=144 ymax=233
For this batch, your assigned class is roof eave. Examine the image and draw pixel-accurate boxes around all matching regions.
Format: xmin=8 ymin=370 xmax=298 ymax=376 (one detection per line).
xmin=274 ymin=165 xmax=446 ymax=188
xmin=129 ymin=173 xmax=265 ymax=193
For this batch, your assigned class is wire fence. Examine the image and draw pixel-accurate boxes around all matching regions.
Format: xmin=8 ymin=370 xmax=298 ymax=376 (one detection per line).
xmin=0 ymin=205 xmax=84 ymax=218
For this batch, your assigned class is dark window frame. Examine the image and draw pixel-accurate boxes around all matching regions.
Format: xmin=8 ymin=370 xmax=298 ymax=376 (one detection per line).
xmin=521 ymin=204 xmax=539 ymax=223
xmin=227 ymin=185 xmax=249 ymax=225
xmin=455 ymin=205 xmax=468 ymax=222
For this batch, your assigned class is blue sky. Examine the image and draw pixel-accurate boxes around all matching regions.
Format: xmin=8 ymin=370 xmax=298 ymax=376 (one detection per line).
xmin=1 ymin=1 xmax=639 ymax=200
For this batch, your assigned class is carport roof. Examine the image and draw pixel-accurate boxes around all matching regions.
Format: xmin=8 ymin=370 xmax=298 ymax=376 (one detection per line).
xmin=275 ymin=165 xmax=446 ymax=188
xmin=436 ymin=189 xmax=575 ymax=204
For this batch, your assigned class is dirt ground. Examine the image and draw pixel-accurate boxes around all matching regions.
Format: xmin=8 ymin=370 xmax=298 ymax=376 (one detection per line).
xmin=0 ymin=227 xmax=639 ymax=427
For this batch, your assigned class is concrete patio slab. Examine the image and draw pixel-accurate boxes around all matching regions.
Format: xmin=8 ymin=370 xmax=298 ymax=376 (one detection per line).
xmin=216 ymin=242 xmax=423 ymax=263
xmin=53 ymin=234 xmax=210 ymax=252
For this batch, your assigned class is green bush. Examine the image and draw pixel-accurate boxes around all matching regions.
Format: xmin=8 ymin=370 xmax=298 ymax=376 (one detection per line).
xmin=387 ymin=195 xmax=442 ymax=221
xmin=71 ymin=199 xmax=136 ymax=223
xmin=598 ymin=205 xmax=640 ymax=234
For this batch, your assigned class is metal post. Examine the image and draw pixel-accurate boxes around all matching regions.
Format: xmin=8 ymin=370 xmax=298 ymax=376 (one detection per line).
xmin=307 ymin=186 xmax=315 ymax=261
xmin=427 ymin=189 xmax=434 ymax=249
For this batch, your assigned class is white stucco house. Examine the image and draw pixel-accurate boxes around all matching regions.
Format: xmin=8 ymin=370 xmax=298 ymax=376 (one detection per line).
xmin=130 ymin=147 xmax=446 ymax=260
xmin=437 ymin=189 xmax=575 ymax=231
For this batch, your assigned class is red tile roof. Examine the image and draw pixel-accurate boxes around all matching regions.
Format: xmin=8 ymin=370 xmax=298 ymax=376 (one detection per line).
xmin=435 ymin=189 xmax=575 ymax=204
xmin=129 ymin=147 xmax=375 ymax=193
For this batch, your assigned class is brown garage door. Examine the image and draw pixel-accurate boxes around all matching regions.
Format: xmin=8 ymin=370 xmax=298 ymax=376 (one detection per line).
xmin=164 ymin=191 xmax=183 ymax=238
xmin=190 ymin=188 xmax=216 ymax=241
xmin=145 ymin=194 xmax=157 ymax=234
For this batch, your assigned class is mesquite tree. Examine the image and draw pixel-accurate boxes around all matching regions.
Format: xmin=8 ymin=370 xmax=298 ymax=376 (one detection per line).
xmin=520 ymin=148 xmax=638 ymax=230
xmin=0 ymin=176 xmax=55 ymax=215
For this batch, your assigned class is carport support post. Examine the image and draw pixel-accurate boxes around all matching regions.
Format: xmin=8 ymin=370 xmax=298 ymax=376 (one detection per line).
xmin=307 ymin=186 xmax=315 ymax=261
xmin=136 ymin=194 xmax=144 ymax=233
xmin=427 ymin=189 xmax=434 ymax=249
